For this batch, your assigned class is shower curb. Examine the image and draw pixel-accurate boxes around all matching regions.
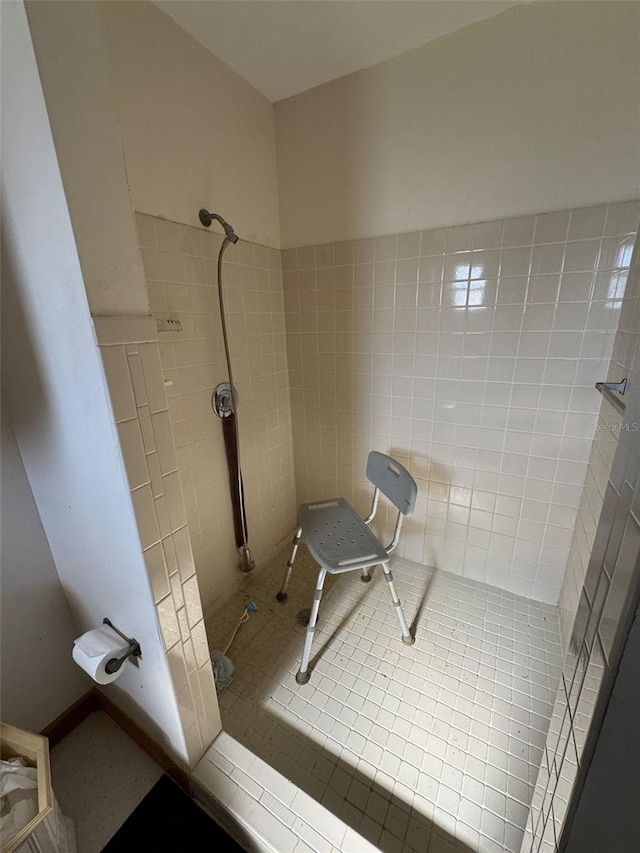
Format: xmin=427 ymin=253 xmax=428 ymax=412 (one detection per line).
xmin=192 ymin=731 xmax=379 ymax=853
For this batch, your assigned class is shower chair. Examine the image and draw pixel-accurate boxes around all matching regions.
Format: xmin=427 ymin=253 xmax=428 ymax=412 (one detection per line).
xmin=276 ymin=451 xmax=418 ymax=684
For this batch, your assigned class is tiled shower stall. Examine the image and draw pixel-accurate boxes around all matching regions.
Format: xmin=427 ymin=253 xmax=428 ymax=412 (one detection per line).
xmin=283 ymin=203 xmax=637 ymax=605
xmin=127 ymin=200 xmax=639 ymax=852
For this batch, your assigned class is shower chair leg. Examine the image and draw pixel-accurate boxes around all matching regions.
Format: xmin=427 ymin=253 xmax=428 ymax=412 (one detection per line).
xmin=276 ymin=526 xmax=302 ymax=602
xmin=382 ymin=563 xmax=414 ymax=646
xmin=296 ymin=567 xmax=327 ymax=685
xmin=360 ymin=568 xmax=372 ymax=583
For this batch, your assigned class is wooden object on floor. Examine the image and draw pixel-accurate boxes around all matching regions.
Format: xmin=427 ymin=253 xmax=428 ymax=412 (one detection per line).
xmin=0 ymin=722 xmax=52 ymax=853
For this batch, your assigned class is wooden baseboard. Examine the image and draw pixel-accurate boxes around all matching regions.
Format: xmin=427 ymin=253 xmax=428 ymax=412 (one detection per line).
xmin=40 ymin=690 xmax=100 ymax=747
xmin=41 ymin=689 xmax=189 ymax=790
xmin=94 ymin=692 xmax=189 ymax=790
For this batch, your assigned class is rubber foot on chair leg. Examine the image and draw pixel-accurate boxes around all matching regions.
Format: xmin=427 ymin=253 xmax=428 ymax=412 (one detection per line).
xmin=295 ymin=670 xmax=311 ymax=685
xmin=402 ymin=634 xmax=415 ymax=646
xmin=360 ymin=574 xmax=372 ymax=583
xmin=276 ymin=592 xmax=288 ymax=602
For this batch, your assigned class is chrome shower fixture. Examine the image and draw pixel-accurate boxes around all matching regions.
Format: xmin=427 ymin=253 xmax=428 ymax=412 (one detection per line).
xmin=199 ymin=208 xmax=239 ymax=243
xmin=202 ymin=206 xmax=254 ymax=574
xmin=212 ymin=382 xmax=236 ymax=418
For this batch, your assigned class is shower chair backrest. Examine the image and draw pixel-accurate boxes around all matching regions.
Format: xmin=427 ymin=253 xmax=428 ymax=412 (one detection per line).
xmin=366 ymin=451 xmax=417 ymax=518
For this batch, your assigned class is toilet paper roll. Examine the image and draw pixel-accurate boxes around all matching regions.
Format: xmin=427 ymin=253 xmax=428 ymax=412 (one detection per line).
xmin=72 ymin=627 xmax=130 ymax=685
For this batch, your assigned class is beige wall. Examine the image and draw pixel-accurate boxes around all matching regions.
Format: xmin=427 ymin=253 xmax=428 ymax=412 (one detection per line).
xmin=276 ymin=1 xmax=640 ymax=249
xmin=99 ymin=1 xmax=281 ymax=249
xmin=26 ymin=1 xmax=149 ymax=317
xmin=1 ymin=409 xmax=89 ymax=732
xmin=27 ymin=0 xmax=281 ymax=287
xmin=284 ymin=202 xmax=640 ymax=604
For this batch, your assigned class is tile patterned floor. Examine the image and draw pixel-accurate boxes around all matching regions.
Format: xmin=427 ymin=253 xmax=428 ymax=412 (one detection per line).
xmin=205 ymin=544 xmax=562 ymax=853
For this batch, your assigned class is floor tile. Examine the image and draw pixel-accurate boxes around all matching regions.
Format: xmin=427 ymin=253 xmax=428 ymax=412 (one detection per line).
xmin=205 ymin=544 xmax=562 ymax=852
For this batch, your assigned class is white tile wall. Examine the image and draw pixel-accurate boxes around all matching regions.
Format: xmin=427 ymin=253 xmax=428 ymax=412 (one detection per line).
xmin=135 ymin=214 xmax=298 ymax=610
xmin=97 ymin=316 xmax=221 ymax=767
xmin=283 ymin=202 xmax=640 ymax=604
xmin=524 ymin=220 xmax=640 ymax=852
xmin=558 ymin=210 xmax=640 ymax=647
xmin=556 ymin=396 xmax=620 ymax=651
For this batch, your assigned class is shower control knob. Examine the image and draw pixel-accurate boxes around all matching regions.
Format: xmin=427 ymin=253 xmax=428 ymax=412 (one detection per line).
xmin=212 ymin=382 xmax=238 ymax=418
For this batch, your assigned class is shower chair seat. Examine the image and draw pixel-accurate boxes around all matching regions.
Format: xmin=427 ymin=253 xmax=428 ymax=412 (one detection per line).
xmin=276 ymin=451 xmax=418 ymax=685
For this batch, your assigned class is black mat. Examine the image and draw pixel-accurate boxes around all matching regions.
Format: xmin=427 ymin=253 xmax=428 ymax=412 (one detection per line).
xmin=102 ymin=775 xmax=244 ymax=851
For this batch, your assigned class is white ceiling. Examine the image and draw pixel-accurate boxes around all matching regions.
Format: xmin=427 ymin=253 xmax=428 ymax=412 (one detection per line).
xmin=154 ymin=1 xmax=528 ymax=102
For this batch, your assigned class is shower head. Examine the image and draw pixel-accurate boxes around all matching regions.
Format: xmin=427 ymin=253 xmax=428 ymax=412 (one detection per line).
xmin=199 ymin=208 xmax=239 ymax=243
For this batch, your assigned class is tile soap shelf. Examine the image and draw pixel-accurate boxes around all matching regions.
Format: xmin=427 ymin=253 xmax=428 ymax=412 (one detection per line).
xmin=595 ymin=378 xmax=627 ymax=414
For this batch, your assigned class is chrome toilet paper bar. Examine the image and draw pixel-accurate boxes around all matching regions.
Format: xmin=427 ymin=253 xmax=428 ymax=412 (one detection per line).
xmin=102 ymin=618 xmax=142 ymax=673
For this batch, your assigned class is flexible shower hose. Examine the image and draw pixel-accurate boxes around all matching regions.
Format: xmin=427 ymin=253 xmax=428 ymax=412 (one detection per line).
xmin=217 ymin=237 xmax=254 ymax=572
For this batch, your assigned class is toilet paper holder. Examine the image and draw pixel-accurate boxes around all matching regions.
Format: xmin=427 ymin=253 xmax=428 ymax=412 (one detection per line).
xmin=102 ymin=618 xmax=142 ymax=673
